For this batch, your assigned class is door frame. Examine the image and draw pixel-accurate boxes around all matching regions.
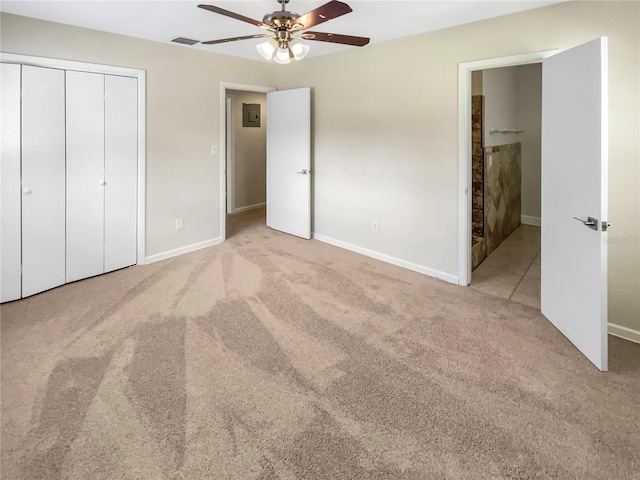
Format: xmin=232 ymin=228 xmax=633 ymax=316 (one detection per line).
xmin=225 ymin=95 xmax=235 ymax=215
xmin=0 ymin=52 xmax=147 ymax=265
xmin=219 ymin=82 xmax=276 ymax=241
xmin=457 ymin=49 xmax=559 ymax=286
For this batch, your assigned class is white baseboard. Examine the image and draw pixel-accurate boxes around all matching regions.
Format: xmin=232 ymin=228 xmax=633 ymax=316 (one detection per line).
xmin=521 ymin=215 xmax=541 ymax=227
xmin=232 ymin=202 xmax=266 ymax=214
xmin=145 ymin=237 xmax=223 ymax=264
xmin=312 ymin=234 xmax=458 ymax=285
xmin=608 ymin=322 xmax=640 ymax=344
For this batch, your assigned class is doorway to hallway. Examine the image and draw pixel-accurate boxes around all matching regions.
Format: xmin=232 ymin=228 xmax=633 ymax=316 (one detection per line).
xmin=220 ymin=82 xmax=274 ymax=242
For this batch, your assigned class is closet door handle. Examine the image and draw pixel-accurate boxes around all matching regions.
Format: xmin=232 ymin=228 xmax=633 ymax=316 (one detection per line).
xmin=23 ymin=188 xmax=32 ymax=195
xmin=98 ymin=179 xmax=106 ymax=186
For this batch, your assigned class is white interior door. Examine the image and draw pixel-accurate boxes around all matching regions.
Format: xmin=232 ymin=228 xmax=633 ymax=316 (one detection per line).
xmin=541 ymin=38 xmax=608 ymax=371
xmin=1 ymin=64 xmax=22 ymax=302
xmin=267 ymin=88 xmax=311 ymax=239
xmin=66 ymin=71 xmax=105 ymax=282
xmin=104 ymin=75 xmax=138 ymax=272
xmin=21 ymin=65 xmax=66 ymax=297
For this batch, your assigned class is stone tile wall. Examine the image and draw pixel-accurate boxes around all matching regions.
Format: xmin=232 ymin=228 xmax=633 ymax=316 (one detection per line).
xmin=471 ymin=95 xmax=484 ymax=240
xmin=484 ymin=143 xmax=522 ymax=256
xmin=471 ymin=95 xmax=486 ymax=270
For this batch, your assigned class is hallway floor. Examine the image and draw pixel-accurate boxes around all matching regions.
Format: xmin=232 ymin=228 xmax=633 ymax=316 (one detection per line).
xmin=226 ymin=207 xmax=266 ymax=238
xmin=470 ymin=225 xmax=541 ymax=309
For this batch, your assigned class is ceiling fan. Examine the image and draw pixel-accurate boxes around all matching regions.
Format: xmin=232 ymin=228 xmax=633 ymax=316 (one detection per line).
xmin=198 ymin=0 xmax=370 ymax=64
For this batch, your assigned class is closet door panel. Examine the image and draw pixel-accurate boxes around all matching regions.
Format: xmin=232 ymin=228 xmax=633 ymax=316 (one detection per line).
xmin=21 ymin=66 xmax=66 ymax=297
xmin=66 ymin=71 xmax=105 ymax=282
xmin=104 ymin=75 xmax=138 ymax=272
xmin=1 ymin=64 xmax=22 ymax=302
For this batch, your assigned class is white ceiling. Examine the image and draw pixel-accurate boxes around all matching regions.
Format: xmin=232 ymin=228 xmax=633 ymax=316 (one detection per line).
xmin=1 ymin=0 xmax=564 ymax=61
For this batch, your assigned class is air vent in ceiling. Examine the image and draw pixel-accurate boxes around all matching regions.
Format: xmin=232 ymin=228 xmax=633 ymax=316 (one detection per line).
xmin=171 ymin=37 xmax=200 ymax=46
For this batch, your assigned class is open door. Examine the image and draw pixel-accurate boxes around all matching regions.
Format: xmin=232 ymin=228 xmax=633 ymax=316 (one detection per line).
xmin=266 ymin=88 xmax=311 ymax=239
xmin=541 ymin=38 xmax=608 ymax=371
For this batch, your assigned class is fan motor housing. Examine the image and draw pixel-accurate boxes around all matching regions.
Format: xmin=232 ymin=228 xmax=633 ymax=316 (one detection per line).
xmin=263 ymin=10 xmax=300 ymax=28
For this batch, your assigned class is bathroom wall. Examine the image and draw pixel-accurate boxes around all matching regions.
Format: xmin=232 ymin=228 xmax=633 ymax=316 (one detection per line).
xmin=483 ymin=67 xmax=520 ymax=148
xmin=515 ymin=64 xmax=542 ymax=223
xmin=472 ymin=70 xmax=483 ymax=96
xmin=483 ymin=65 xmax=541 ymax=225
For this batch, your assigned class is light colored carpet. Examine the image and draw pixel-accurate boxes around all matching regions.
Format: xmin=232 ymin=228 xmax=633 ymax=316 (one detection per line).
xmin=2 ymin=210 xmax=639 ymax=479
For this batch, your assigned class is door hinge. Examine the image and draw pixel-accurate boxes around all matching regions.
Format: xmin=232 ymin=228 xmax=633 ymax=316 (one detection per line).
xmin=602 ymin=221 xmax=610 ymax=232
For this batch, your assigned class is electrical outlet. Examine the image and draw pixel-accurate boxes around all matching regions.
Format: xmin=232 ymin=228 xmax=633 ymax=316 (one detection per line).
xmin=176 ymin=217 xmax=184 ymax=230
xmin=372 ymin=220 xmax=379 ymax=233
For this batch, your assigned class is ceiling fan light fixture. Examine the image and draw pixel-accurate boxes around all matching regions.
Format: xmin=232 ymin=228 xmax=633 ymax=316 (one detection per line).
xmin=257 ymin=38 xmax=278 ymax=59
xmin=198 ymin=1 xmax=370 ymax=61
xmin=273 ymin=46 xmax=292 ymax=64
xmin=289 ymin=39 xmax=309 ymax=60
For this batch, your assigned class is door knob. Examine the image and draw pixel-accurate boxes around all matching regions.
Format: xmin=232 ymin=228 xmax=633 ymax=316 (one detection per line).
xmin=296 ymin=169 xmax=310 ymax=175
xmin=573 ymin=216 xmax=598 ymax=231
xmin=23 ymin=188 xmax=32 ymax=195
xmin=99 ymin=179 xmax=106 ymax=185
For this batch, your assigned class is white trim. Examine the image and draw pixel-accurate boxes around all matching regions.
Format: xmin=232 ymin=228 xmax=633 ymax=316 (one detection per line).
xmin=137 ymin=72 xmax=147 ymax=265
xmin=220 ymin=82 xmax=275 ymax=244
xmin=608 ymin=323 xmax=640 ymax=344
xmin=225 ymin=95 xmax=235 ymax=215
xmin=521 ymin=215 xmax=541 ymax=227
xmin=313 ymin=234 xmax=459 ymax=285
xmin=458 ymin=49 xmax=559 ymax=286
xmin=1 ymin=52 xmax=147 ymax=265
xmin=0 ymin=52 xmax=143 ymax=77
xmin=145 ymin=237 xmax=223 ymax=264
xmin=232 ymin=202 xmax=266 ymax=214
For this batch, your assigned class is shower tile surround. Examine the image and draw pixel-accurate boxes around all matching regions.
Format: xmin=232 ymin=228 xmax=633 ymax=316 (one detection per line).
xmin=484 ymin=143 xmax=522 ymax=256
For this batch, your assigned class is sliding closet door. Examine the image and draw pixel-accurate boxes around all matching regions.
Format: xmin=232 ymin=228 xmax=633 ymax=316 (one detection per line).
xmin=104 ymin=75 xmax=138 ymax=272
xmin=21 ymin=66 xmax=66 ymax=297
xmin=66 ymin=71 xmax=106 ymax=282
xmin=1 ymin=64 xmax=22 ymax=302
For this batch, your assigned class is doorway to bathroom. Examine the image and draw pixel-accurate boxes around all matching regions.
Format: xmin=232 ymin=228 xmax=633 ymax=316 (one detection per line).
xmin=467 ymin=63 xmax=542 ymax=309
xmin=458 ymin=39 xmax=610 ymax=371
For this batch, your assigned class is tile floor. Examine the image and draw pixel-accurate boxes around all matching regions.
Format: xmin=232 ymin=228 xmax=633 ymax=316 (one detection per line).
xmin=470 ymin=225 xmax=541 ymax=309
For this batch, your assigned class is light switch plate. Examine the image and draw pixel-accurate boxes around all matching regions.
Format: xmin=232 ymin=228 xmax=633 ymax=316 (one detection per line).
xmin=211 ymin=144 xmax=218 ymax=155
xmin=176 ymin=217 xmax=184 ymax=230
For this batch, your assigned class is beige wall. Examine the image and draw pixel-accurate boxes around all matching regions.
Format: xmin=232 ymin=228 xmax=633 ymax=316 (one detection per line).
xmin=0 ymin=13 xmax=277 ymax=258
xmin=226 ymin=90 xmax=267 ymax=211
xmin=2 ymin=1 xmax=638 ymax=332
xmin=276 ymin=1 xmax=639 ymax=331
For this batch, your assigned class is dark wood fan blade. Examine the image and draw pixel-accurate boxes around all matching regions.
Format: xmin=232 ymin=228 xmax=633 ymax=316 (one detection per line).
xmin=202 ymin=34 xmax=272 ymax=45
xmin=291 ymin=1 xmax=352 ymax=31
xmin=302 ymin=31 xmax=370 ymax=47
xmin=198 ymin=4 xmax=273 ymax=31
